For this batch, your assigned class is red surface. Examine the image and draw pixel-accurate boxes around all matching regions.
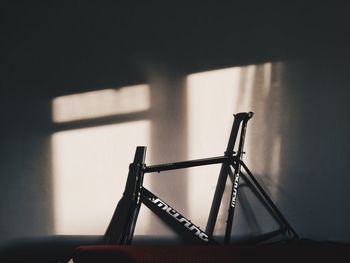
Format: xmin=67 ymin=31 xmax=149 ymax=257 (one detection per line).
xmin=73 ymin=241 xmax=350 ymax=263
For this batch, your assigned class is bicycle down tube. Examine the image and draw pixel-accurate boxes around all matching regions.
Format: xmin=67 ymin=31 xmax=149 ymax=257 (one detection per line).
xmin=140 ymin=187 xmax=217 ymax=244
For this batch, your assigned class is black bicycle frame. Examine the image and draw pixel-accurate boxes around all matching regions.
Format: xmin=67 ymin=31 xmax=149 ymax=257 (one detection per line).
xmin=104 ymin=112 xmax=299 ymax=245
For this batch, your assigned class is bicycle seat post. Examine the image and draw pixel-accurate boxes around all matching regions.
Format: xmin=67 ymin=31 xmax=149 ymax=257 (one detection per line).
xmin=206 ymin=112 xmax=254 ymax=239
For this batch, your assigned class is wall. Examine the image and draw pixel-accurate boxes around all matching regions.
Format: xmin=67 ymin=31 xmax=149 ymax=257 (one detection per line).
xmin=1 ymin=51 xmax=350 ymax=244
xmin=1 ymin=1 xmax=350 ymax=245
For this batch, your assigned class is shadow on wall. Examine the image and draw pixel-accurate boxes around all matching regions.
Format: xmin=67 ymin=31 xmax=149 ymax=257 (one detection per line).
xmin=277 ymin=58 xmax=350 ymax=242
xmin=0 ymin=97 xmax=54 ymax=244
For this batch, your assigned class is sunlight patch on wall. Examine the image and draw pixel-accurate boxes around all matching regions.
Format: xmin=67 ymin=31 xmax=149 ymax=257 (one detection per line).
xmin=186 ymin=67 xmax=244 ymax=155
xmin=269 ymin=135 xmax=282 ymax=199
xmin=52 ymin=121 xmax=151 ymax=235
xmin=239 ymin=65 xmax=256 ymax=112
xmin=185 ymin=63 xmax=283 ymax=235
xmin=52 ymin=84 xmax=150 ymax=123
xmin=185 ymin=67 xmax=243 ymax=230
xmin=262 ymin=63 xmax=272 ymax=98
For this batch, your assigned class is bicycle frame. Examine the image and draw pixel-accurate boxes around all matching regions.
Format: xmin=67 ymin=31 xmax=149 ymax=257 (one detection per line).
xmin=104 ymin=112 xmax=299 ymax=245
